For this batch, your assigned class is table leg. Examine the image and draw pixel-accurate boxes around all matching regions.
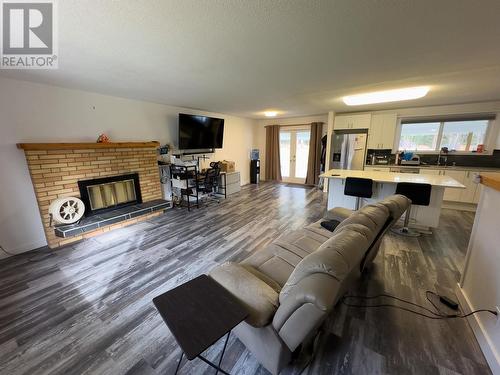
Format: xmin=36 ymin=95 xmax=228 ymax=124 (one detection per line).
xmin=197 ymin=355 xmax=231 ymax=375
xmin=174 ymin=352 xmax=184 ymax=375
xmin=224 ymin=174 xmax=227 ymax=199
xmin=216 ymin=331 xmax=231 ymax=375
xmin=173 ymin=332 xmax=232 ymax=375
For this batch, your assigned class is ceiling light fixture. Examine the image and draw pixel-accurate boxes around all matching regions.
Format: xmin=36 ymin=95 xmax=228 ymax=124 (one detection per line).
xmin=264 ymin=111 xmax=278 ymax=117
xmin=343 ymin=86 xmax=430 ymax=106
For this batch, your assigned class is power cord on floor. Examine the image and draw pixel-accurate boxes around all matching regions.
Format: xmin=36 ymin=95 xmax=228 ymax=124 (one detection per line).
xmin=341 ymin=292 xmax=498 ymax=320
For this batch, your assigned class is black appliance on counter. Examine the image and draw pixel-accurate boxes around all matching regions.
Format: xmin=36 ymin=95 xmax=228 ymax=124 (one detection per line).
xmin=366 ymin=149 xmax=393 ymax=165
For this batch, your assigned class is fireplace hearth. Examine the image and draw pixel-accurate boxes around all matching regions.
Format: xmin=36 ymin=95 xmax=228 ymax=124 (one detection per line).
xmin=78 ymin=173 xmax=143 ymax=216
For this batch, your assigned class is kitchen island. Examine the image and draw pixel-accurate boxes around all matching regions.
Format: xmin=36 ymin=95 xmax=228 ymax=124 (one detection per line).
xmin=321 ymin=169 xmax=466 ymax=228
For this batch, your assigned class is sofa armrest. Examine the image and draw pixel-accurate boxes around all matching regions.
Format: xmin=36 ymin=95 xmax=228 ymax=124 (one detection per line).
xmin=272 ymin=273 xmax=340 ymax=351
xmin=209 ymin=262 xmax=279 ymax=328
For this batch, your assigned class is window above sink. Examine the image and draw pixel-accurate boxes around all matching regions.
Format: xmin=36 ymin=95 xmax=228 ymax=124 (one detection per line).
xmin=397 ymin=115 xmax=494 ymax=154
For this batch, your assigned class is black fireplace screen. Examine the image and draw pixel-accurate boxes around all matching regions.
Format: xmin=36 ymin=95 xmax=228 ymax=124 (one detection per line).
xmin=78 ymin=173 xmax=142 ymax=216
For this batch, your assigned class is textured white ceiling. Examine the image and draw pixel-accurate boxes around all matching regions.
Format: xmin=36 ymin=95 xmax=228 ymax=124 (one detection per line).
xmin=2 ymin=0 xmax=500 ymax=118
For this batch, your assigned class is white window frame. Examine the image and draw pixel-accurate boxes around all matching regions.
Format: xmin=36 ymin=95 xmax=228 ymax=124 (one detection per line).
xmin=395 ymin=117 xmax=495 ymax=155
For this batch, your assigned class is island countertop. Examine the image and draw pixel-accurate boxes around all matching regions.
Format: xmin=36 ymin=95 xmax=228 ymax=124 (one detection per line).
xmin=320 ymin=169 xmax=466 ymax=189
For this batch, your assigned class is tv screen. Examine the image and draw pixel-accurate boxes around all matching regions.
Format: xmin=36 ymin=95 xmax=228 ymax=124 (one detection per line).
xmin=178 ymin=113 xmax=224 ymax=150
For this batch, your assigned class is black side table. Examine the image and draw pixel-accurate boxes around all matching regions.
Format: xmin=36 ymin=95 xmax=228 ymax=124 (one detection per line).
xmin=153 ymin=275 xmax=248 ymax=375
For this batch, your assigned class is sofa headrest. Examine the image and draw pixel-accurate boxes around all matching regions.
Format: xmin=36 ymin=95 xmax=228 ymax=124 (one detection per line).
xmin=377 ymin=194 xmax=411 ymax=221
xmin=279 ymin=223 xmax=372 ymax=302
xmin=334 ymin=203 xmax=390 ymax=234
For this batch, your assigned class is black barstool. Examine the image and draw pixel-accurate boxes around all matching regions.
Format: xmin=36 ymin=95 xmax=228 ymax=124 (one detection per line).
xmin=391 ymin=182 xmax=432 ymax=237
xmin=344 ymin=177 xmax=373 ymax=210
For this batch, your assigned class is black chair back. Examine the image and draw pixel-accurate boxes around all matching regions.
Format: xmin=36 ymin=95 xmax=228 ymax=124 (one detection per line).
xmin=344 ymin=177 xmax=373 ymax=198
xmin=395 ymin=183 xmax=431 ymax=206
xmin=202 ymin=168 xmax=218 ymax=192
xmin=210 ymin=162 xmax=221 ymax=181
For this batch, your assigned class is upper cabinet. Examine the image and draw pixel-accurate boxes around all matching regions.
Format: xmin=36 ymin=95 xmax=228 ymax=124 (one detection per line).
xmin=367 ymin=113 xmax=397 ymax=150
xmin=334 ymin=114 xmax=372 ymax=130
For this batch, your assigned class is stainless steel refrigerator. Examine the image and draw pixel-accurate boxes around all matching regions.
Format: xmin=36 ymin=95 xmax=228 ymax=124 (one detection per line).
xmin=331 ymin=130 xmax=368 ymax=170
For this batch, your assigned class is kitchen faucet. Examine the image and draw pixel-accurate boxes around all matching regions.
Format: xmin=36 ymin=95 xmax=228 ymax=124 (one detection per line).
xmin=437 ymin=147 xmax=449 ymax=166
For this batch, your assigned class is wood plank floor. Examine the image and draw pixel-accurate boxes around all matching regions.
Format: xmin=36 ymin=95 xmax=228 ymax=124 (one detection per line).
xmin=0 ymin=183 xmax=490 ymax=375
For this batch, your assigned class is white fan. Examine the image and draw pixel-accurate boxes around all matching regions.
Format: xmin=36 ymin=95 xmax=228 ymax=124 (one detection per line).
xmin=49 ymin=197 xmax=85 ymax=225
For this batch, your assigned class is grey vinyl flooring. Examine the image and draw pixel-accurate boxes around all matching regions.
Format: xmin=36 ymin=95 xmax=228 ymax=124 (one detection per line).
xmin=0 ymin=182 xmax=490 ymax=375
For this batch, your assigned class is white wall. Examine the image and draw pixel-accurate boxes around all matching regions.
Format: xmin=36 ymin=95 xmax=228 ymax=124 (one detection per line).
xmin=254 ymin=114 xmax=328 ymax=180
xmin=0 ymin=77 xmax=256 ymax=256
xmin=458 ymin=184 xmax=500 ymax=374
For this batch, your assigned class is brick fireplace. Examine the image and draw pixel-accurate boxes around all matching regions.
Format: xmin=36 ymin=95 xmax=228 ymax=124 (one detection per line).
xmin=17 ymin=142 xmax=164 ymax=248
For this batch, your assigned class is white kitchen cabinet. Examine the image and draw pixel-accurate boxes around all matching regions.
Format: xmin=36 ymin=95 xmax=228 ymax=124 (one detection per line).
xmin=423 ymin=168 xmax=496 ymax=204
xmin=334 ymin=114 xmax=371 ymax=130
xmin=442 ymin=170 xmax=467 ymax=201
xmin=420 ymin=168 xmax=441 ymax=175
xmin=364 ymin=166 xmax=386 ymax=172
xmin=368 ymin=113 xmax=397 ymax=150
xmin=473 ymin=183 xmax=483 ymax=204
xmin=422 ymin=168 xmax=467 ymax=202
xmin=461 ymin=171 xmax=479 ymax=203
xmin=334 ymin=116 xmax=351 ymax=130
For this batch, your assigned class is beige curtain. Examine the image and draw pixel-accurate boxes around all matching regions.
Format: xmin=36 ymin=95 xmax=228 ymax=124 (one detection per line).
xmin=305 ymin=122 xmax=324 ymax=185
xmin=265 ymin=125 xmax=282 ymax=181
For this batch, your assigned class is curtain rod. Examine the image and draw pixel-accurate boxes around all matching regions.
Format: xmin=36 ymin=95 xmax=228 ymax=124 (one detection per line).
xmin=264 ymin=122 xmax=323 ymax=128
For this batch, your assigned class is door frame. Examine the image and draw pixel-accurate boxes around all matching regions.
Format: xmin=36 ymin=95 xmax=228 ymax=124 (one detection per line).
xmin=280 ymin=125 xmax=311 ymax=184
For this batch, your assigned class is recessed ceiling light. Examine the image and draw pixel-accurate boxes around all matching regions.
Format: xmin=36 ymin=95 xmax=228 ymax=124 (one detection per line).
xmin=264 ymin=111 xmax=278 ymax=117
xmin=343 ymin=86 xmax=430 ymax=106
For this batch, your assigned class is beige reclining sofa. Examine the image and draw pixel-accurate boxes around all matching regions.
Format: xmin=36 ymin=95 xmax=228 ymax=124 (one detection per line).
xmin=209 ymin=195 xmax=410 ymax=374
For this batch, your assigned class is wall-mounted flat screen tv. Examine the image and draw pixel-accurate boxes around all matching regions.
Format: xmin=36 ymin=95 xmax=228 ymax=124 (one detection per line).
xmin=178 ymin=113 xmax=224 ymax=150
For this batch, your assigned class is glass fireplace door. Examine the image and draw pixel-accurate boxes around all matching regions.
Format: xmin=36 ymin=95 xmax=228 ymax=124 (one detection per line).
xmin=87 ymin=179 xmax=136 ymax=211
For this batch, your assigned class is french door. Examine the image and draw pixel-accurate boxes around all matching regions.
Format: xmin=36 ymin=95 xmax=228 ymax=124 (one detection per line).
xmin=279 ymin=127 xmax=311 ymax=184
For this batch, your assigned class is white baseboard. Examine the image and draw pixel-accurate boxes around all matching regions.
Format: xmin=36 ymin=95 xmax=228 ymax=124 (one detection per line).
xmin=0 ymin=239 xmax=47 ymax=258
xmin=442 ymin=201 xmax=477 ymax=212
xmin=456 ymin=284 xmax=500 ymax=375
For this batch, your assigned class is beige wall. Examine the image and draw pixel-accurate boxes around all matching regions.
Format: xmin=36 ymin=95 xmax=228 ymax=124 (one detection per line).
xmin=0 ymin=77 xmax=256 ymax=255
xmin=199 ymin=116 xmax=255 ymax=179
xmin=254 ymin=114 xmax=328 ymax=180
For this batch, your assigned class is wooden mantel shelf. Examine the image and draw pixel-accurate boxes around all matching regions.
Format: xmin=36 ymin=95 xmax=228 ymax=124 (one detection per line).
xmin=17 ymin=141 xmax=160 ymax=151
xmin=480 ymin=173 xmax=500 ymax=192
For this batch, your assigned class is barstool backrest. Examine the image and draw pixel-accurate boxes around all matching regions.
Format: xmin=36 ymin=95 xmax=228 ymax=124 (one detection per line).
xmin=395 ymin=183 xmax=432 ymax=206
xmin=344 ymin=177 xmax=373 ymax=199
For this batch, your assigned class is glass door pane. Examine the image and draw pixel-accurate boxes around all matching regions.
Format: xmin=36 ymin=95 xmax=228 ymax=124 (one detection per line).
xmin=279 ymin=127 xmax=311 ymax=184
xmin=279 ymin=131 xmax=291 ymax=178
xmin=295 ymin=131 xmax=310 ymax=179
